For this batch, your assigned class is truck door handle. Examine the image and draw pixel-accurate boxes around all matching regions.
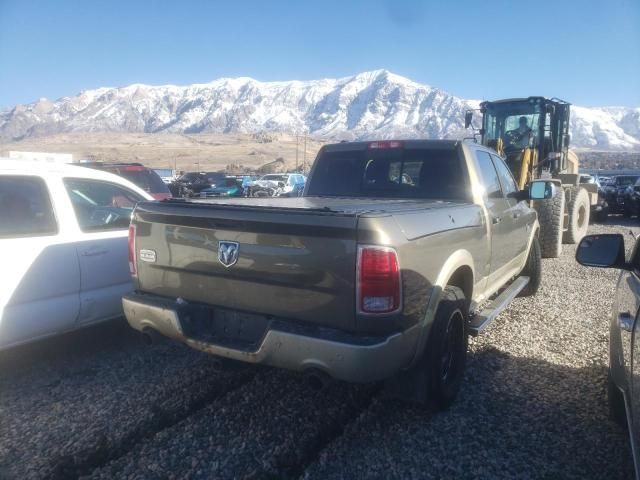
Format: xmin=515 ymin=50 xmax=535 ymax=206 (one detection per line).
xmin=82 ymin=248 xmax=108 ymax=257
xmin=618 ymin=312 xmax=634 ymax=332
xmin=492 ymin=217 xmax=501 ymax=225
xmin=513 ymin=212 xmax=521 ymax=219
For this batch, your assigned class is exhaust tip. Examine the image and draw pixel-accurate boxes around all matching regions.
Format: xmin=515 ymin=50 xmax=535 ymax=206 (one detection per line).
xmin=304 ymin=368 xmax=331 ymax=391
xmin=141 ymin=328 xmax=160 ymax=346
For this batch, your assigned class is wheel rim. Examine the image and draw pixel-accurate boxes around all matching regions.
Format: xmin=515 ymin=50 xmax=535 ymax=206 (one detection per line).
xmin=577 ymin=205 xmax=586 ymax=228
xmin=440 ymin=310 xmax=464 ymax=383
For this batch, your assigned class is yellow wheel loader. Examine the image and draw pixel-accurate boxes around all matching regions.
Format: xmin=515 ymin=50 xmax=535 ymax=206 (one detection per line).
xmin=465 ymin=97 xmax=598 ymax=258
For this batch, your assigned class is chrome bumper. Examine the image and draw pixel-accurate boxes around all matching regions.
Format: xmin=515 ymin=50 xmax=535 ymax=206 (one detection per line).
xmin=123 ymin=294 xmax=419 ymax=383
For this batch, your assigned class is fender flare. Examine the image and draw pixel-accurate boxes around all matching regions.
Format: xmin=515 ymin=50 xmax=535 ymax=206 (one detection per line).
xmin=434 ymin=249 xmax=475 ymax=290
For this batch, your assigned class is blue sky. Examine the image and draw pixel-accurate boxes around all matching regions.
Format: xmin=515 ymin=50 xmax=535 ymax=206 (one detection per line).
xmin=0 ymin=0 xmax=638 ymax=109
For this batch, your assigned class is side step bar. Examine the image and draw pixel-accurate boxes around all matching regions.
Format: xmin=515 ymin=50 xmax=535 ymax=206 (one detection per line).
xmin=467 ymin=276 xmax=529 ymax=337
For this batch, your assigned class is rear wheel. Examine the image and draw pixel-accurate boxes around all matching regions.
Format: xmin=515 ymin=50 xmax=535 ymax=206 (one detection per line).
xmin=563 ymin=187 xmax=590 ymax=244
xmin=421 ymin=286 xmax=468 ymax=411
xmin=593 ymin=202 xmax=609 ymax=223
xmin=534 ymin=186 xmax=565 ymax=258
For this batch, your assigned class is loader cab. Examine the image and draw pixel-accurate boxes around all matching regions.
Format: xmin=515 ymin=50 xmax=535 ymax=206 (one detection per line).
xmin=474 ymin=97 xmax=571 ymax=181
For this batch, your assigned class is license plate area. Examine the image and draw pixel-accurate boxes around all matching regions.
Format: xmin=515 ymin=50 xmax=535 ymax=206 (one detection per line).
xmin=178 ymin=304 xmax=270 ymax=350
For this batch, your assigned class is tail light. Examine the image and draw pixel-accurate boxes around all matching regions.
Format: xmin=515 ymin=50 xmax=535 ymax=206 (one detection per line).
xmin=357 ymin=246 xmax=401 ymax=314
xmin=128 ymin=224 xmax=137 ymax=277
xmin=368 ymin=140 xmax=403 ymax=149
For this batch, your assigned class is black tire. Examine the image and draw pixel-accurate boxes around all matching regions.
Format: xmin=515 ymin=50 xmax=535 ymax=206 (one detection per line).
xmin=518 ymin=236 xmax=541 ymax=297
xmin=623 ymin=203 xmax=633 ymax=218
xmin=421 ymin=286 xmax=468 ymax=411
xmin=593 ymin=202 xmax=609 ymax=223
xmin=534 ymin=186 xmax=565 ymax=258
xmin=608 ymin=371 xmax=626 ymax=427
xmin=563 ymin=187 xmax=590 ymax=244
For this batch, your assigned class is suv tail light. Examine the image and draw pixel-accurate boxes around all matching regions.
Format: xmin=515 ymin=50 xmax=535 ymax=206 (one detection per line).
xmin=128 ymin=224 xmax=137 ymax=277
xmin=357 ymin=246 xmax=401 ymax=314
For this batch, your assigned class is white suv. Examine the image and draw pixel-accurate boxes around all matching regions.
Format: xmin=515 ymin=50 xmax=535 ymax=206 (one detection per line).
xmin=0 ymin=160 xmax=153 ymax=350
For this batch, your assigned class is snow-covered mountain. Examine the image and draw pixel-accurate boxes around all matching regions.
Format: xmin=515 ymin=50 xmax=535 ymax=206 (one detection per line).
xmin=1 ymin=70 xmax=638 ymax=150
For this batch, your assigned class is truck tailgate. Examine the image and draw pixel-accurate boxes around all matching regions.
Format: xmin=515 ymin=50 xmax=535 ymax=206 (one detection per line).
xmin=133 ymin=201 xmax=359 ymax=331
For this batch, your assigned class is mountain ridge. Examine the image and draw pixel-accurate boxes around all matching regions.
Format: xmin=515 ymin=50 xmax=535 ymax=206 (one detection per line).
xmin=1 ymin=70 xmax=638 ymax=150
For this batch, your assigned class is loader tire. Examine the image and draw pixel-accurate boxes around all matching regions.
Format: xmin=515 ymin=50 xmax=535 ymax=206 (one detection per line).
xmin=563 ymin=187 xmax=590 ymax=244
xmin=534 ymin=186 xmax=565 ymax=258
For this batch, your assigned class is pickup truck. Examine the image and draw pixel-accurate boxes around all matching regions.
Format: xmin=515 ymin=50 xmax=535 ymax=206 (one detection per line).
xmin=123 ymin=140 xmax=552 ymax=409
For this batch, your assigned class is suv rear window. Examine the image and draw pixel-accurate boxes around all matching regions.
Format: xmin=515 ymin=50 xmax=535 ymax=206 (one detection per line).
xmin=107 ymin=166 xmax=169 ymax=194
xmin=0 ymin=175 xmax=57 ymax=237
xmin=307 ymin=147 xmax=469 ymax=200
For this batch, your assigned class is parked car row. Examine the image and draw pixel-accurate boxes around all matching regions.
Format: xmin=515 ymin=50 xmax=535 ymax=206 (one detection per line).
xmin=245 ymin=173 xmax=306 ymax=197
xmin=167 ymin=171 xmax=307 ymax=198
xmin=600 ymin=175 xmax=640 ymax=216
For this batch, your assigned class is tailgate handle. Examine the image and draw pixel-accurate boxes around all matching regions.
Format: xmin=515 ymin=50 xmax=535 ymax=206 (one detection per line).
xmin=492 ymin=216 xmax=501 ymax=225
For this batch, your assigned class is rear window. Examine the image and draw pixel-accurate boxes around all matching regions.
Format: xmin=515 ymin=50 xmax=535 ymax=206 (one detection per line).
xmin=0 ymin=175 xmax=57 ymax=237
xmin=205 ymin=173 xmax=226 ymax=184
xmin=616 ymin=176 xmax=639 ymax=186
xmin=306 ymin=147 xmax=470 ymax=200
xmin=110 ymin=167 xmax=169 ymax=194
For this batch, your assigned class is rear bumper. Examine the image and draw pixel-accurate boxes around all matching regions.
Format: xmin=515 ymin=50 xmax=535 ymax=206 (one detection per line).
xmin=123 ymin=293 xmax=419 ymax=383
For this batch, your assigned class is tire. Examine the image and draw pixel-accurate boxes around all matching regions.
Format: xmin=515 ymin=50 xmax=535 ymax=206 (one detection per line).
xmin=608 ymin=371 xmax=626 ymax=427
xmin=563 ymin=187 xmax=590 ymax=244
xmin=593 ymin=202 xmax=609 ymax=223
xmin=533 ymin=186 xmax=565 ymax=258
xmin=518 ymin=236 xmax=541 ymax=297
xmin=420 ymin=286 xmax=468 ymax=411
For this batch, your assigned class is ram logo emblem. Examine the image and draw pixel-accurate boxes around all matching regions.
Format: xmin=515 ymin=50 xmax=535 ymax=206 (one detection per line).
xmin=218 ymin=241 xmax=240 ymax=268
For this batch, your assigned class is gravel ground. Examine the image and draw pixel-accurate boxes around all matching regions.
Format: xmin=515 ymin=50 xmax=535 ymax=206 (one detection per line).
xmin=0 ymin=322 xmax=254 ymax=479
xmin=0 ymin=220 xmax=635 ymax=479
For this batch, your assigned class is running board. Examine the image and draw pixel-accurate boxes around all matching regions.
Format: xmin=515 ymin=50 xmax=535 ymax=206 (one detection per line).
xmin=467 ymin=276 xmax=529 ymax=337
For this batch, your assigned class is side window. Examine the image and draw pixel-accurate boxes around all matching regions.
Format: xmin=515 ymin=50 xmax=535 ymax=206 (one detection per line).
xmin=64 ymin=178 xmax=145 ymax=232
xmin=0 ymin=175 xmax=57 ymax=238
xmin=474 ymin=151 xmax=503 ymax=199
xmin=491 ymin=154 xmax=518 ymax=196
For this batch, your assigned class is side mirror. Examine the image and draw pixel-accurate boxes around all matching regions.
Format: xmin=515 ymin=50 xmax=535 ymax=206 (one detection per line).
xmin=464 ymin=111 xmax=473 ymax=129
xmin=529 ymin=180 xmax=555 ymax=200
xmin=563 ymin=133 xmax=571 ymax=147
xmin=576 ymin=234 xmax=628 ymax=269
